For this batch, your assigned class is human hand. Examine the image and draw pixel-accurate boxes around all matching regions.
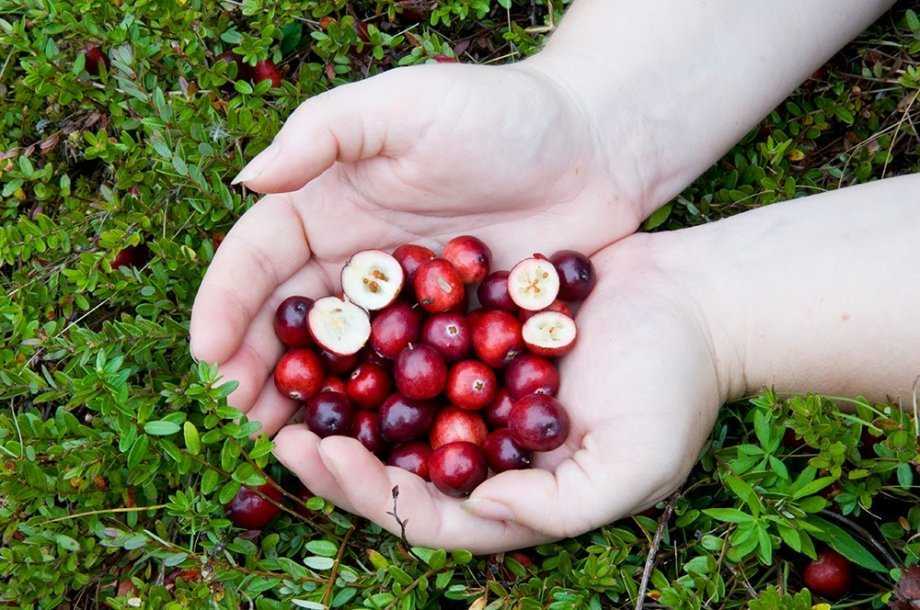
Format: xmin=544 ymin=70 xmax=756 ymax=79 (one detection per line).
xmin=271 ymin=236 xmax=727 ymax=553
xmin=190 ymin=60 xmax=662 ymax=426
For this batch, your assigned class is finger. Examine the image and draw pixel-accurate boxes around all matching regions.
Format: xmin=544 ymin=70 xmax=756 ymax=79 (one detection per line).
xmin=245 ymin=379 xmax=299 ymax=438
xmin=272 ymin=425 xmax=357 ymax=514
xmin=317 ymin=436 xmax=550 ymax=553
xmin=233 ymin=68 xmax=432 ymax=193
xmin=190 ymin=194 xmax=310 ymax=364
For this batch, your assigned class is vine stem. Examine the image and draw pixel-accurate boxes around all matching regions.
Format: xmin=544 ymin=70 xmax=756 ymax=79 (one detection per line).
xmin=635 ymin=492 xmax=679 ymax=610
xmin=321 ymin=525 xmax=356 ymax=607
xmin=40 ymin=504 xmax=168 ymax=525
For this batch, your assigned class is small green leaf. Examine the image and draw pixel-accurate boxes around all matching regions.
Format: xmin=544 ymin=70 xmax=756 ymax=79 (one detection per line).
xmin=703 ymin=508 xmax=754 ymax=524
xmin=183 ymin=421 xmax=200 ymax=455
xmin=304 ymin=556 xmax=335 ymax=570
xmin=808 ymin=516 xmax=886 ymax=572
xmin=144 ymin=420 xmax=180 ymax=436
xmin=305 ymin=539 xmax=338 ymax=557
xmin=56 ymin=534 xmax=80 ymax=551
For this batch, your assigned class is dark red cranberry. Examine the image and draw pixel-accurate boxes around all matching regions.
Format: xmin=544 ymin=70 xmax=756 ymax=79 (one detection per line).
xmin=393 ymin=244 xmax=435 ymax=287
xmin=318 ymin=349 xmax=359 ymax=375
xmin=421 ymin=312 xmax=471 ymax=362
xmin=471 ymin=310 xmax=524 ymax=368
xmin=379 ymin=394 xmax=436 ymax=443
xmin=321 ymin=376 xmax=346 ymax=394
xmin=346 ymin=362 xmax=391 ymax=409
xmin=803 ymin=548 xmax=852 ymax=599
xmin=226 ymin=483 xmax=283 ymax=529
xmin=395 ymin=344 xmax=447 ymax=400
xmin=273 ymin=296 xmax=314 ymax=347
xmin=485 ymin=389 xmax=514 ymax=428
xmin=550 ymin=250 xmax=596 ymax=302
xmin=505 ymin=354 xmax=559 ymax=400
xmin=477 ymin=271 xmax=517 ymax=312
xmin=83 ymin=44 xmax=108 ymax=75
xmin=518 ymin=299 xmax=573 ymax=323
xmin=414 ymin=258 xmax=465 ymax=313
xmin=429 ymin=442 xmax=488 ymax=498
xmin=112 ymin=245 xmax=150 ymax=269
xmin=484 ymin=429 xmax=533 ymax=472
xmin=430 ymin=407 xmax=488 ymax=449
xmin=252 ymin=60 xmax=283 ymax=87
xmin=304 ymin=391 xmax=353 ymax=438
xmin=388 ymin=441 xmax=432 ymax=480
xmin=352 ymin=410 xmax=385 ymax=454
xmin=443 ymin=235 xmax=492 ymax=284
xmin=370 ymin=301 xmax=422 ymax=359
xmin=446 ymin=360 xmax=497 ymax=410
xmin=274 ymin=349 xmax=325 ymax=401
xmin=508 ymin=394 xmax=570 ymax=451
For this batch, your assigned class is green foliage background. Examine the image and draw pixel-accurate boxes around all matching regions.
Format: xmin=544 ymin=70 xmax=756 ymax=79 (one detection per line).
xmin=1 ymin=1 xmax=918 ymax=608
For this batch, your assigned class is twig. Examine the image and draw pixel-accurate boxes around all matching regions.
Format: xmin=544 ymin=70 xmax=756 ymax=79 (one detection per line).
xmin=635 ymin=493 xmax=678 ymax=610
xmin=818 ymin=509 xmax=899 ymax=569
xmin=386 ymin=486 xmax=425 ymax=562
xmin=728 ymin=564 xmax=758 ymax=598
xmin=321 ymin=525 xmax=356 ymax=607
xmin=40 ymin=503 xmax=168 ymax=524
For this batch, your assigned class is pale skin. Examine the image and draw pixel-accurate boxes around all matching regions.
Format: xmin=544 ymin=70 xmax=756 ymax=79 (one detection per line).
xmin=189 ymin=1 xmax=910 ymax=552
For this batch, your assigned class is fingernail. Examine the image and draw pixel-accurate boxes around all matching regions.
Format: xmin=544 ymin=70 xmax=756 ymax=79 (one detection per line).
xmin=462 ymin=498 xmax=515 ymax=521
xmin=232 ymin=144 xmax=282 ymax=185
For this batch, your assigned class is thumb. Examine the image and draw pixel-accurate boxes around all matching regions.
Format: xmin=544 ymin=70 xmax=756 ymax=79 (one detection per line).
xmin=231 ymin=68 xmax=428 ymax=193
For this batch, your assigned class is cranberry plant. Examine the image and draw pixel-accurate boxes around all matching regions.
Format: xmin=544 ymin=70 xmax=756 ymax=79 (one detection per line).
xmin=1 ymin=1 xmax=919 ymax=608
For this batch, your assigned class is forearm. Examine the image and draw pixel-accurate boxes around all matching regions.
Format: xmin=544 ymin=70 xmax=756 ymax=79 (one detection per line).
xmin=660 ymin=174 xmax=920 ymax=403
xmin=528 ymin=0 xmax=894 ymax=216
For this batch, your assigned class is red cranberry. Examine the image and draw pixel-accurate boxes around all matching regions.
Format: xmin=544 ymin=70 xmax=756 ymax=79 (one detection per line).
xmin=352 ymin=410 xmax=385 ymax=454
xmin=803 ymin=549 xmax=852 ymax=599
xmin=252 ymin=59 xmax=283 ymax=87
xmin=518 ymin=299 xmax=573 ymax=323
xmin=443 ymin=235 xmax=492 ymax=284
xmin=429 ymin=442 xmax=488 ymax=498
xmin=83 ymin=44 xmax=108 ymax=75
xmin=550 ymin=250 xmax=596 ymax=302
xmin=505 ymin=354 xmax=559 ymax=400
xmin=274 ymin=348 xmax=325 ymax=401
xmin=273 ymin=296 xmax=314 ymax=347
xmin=370 ymin=301 xmax=422 ymax=359
xmin=485 ymin=389 xmax=514 ymax=428
xmin=429 ymin=407 xmax=488 ymax=449
xmin=446 ymin=360 xmax=497 ymax=410
xmin=508 ymin=394 xmax=570 ymax=451
xmin=226 ymin=484 xmax=283 ymax=529
xmin=393 ymin=244 xmax=435 ymax=286
xmin=421 ymin=312 xmax=471 ymax=362
xmin=395 ymin=344 xmax=447 ymax=400
xmin=346 ymin=362 xmax=391 ymax=409
xmin=112 ymin=245 xmax=150 ymax=269
xmin=318 ymin=349 xmax=359 ymax=375
xmin=414 ymin=258 xmax=465 ymax=313
xmin=471 ymin=310 xmax=524 ymax=368
xmin=321 ymin=376 xmax=346 ymax=394
xmin=477 ymin=271 xmax=517 ymax=312
xmin=388 ymin=441 xmax=432 ymax=480
xmin=379 ymin=394 xmax=436 ymax=443
xmin=304 ymin=391 xmax=353 ymax=438
xmin=483 ymin=429 xmax=533 ymax=472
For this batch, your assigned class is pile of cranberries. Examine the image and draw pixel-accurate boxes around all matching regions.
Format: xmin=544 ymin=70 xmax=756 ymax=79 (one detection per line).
xmin=268 ymin=236 xmax=595 ymax=499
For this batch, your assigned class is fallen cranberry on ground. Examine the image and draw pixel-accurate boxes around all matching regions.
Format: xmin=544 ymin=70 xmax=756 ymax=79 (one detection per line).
xmin=252 ymin=60 xmax=283 ymax=87
xmin=226 ymin=484 xmax=283 ymax=529
xmin=803 ymin=548 xmax=852 ymax=600
xmin=83 ymin=44 xmax=109 ymax=75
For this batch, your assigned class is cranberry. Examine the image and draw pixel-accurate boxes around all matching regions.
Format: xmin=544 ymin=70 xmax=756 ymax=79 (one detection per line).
xmin=551 ymin=250 xmax=596 ymax=302
xmin=443 ymin=235 xmax=492 ymax=284
xmin=483 ymin=429 xmax=533 ymax=472
xmin=388 ymin=441 xmax=432 ymax=480
xmin=321 ymin=376 xmax=346 ymax=394
xmin=421 ymin=312 xmax=471 ymax=362
xmin=318 ymin=349 xmax=359 ymax=375
xmin=352 ymin=410 xmax=385 ymax=454
xmin=471 ymin=310 xmax=524 ymax=368
xmin=112 ymin=245 xmax=150 ymax=270
xmin=429 ymin=442 xmax=488 ymax=498
xmin=217 ymin=50 xmax=251 ymax=80
xmin=485 ymin=389 xmax=514 ymax=428
xmin=252 ymin=60 xmax=283 ymax=87
xmin=477 ymin=270 xmax=517 ymax=312
xmin=430 ymin=407 xmax=488 ymax=449
xmin=395 ymin=344 xmax=447 ymax=400
xmin=379 ymin=394 xmax=436 ymax=442
xmin=226 ymin=483 xmax=283 ymax=529
xmin=393 ymin=244 xmax=435 ymax=286
xmin=508 ymin=394 xmax=570 ymax=451
xmin=346 ymin=362 xmax=391 ymax=409
xmin=518 ymin=299 xmax=573 ymax=323
xmin=370 ymin=301 xmax=422 ymax=359
xmin=803 ymin=549 xmax=852 ymax=599
xmin=83 ymin=44 xmax=108 ymax=75
xmin=304 ymin=391 xmax=353 ymax=438
xmin=505 ymin=354 xmax=559 ymax=400
xmin=446 ymin=360 xmax=497 ymax=410
xmin=274 ymin=348 xmax=325 ymax=401
xmin=273 ymin=296 xmax=314 ymax=347
xmin=414 ymin=258 xmax=465 ymax=313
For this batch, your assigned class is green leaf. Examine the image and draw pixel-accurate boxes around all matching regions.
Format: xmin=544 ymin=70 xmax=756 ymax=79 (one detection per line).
xmin=643 ymin=202 xmax=672 ymax=230
xmin=305 ymin=540 xmax=338 ymax=557
xmin=793 ymin=476 xmax=836 ymax=499
xmin=144 ymin=420 xmax=180 ymax=436
xmin=703 ymin=508 xmax=754 ymax=524
xmin=304 ymin=556 xmax=335 ymax=570
xmin=808 ymin=516 xmax=886 ymax=572
xmin=183 ymin=421 xmax=200 ymax=455
xmin=896 ymin=462 xmax=913 ymax=489
xmin=56 ymin=534 xmax=80 ymax=551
